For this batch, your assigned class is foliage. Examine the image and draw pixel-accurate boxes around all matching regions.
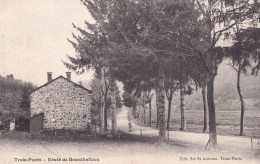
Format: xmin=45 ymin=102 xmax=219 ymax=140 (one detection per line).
xmin=90 ymin=73 xmax=122 ymax=126
xmin=232 ymin=28 xmax=260 ymax=75
xmin=122 ymin=92 xmax=138 ymax=108
xmin=20 ymin=82 xmax=35 ymax=115
xmin=0 ymin=74 xmax=36 ymax=121
xmin=65 ymin=0 xmax=259 ymax=142
xmin=15 ymin=115 xmax=30 ymax=131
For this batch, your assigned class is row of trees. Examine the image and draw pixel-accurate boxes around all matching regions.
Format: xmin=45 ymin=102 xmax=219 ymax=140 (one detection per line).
xmin=65 ymin=0 xmax=260 ymax=149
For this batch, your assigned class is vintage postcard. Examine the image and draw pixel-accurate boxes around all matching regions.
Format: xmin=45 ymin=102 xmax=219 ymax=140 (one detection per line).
xmin=0 ymin=0 xmax=259 ymax=164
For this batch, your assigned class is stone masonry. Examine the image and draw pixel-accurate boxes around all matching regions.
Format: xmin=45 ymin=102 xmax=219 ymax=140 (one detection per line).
xmin=30 ymin=76 xmax=91 ymax=131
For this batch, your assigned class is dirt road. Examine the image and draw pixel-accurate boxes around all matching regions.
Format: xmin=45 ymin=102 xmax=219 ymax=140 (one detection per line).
xmin=0 ymin=108 xmax=259 ymax=164
xmin=117 ymin=108 xmax=260 ymax=156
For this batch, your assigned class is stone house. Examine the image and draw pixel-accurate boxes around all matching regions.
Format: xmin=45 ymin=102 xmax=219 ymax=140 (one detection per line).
xmin=30 ymin=72 xmax=92 ymax=133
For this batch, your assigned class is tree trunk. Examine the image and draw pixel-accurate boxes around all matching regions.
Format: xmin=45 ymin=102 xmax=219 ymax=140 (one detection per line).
xmin=207 ymin=75 xmax=217 ymax=149
xmin=149 ymin=100 xmax=152 ymax=126
xmin=110 ymin=79 xmax=117 ymax=134
xmin=157 ymin=65 xmax=166 ymax=141
xmin=138 ymin=105 xmax=142 ymax=122
xmin=144 ymin=108 xmax=146 ymax=125
xmin=202 ymin=84 xmax=208 ymax=133
xmin=104 ymin=94 xmax=108 ymax=131
xmin=99 ymin=99 xmax=104 ymax=132
xmin=166 ymin=94 xmax=173 ymax=130
xmin=237 ymin=71 xmax=245 ymax=136
xmin=180 ymin=81 xmax=186 ymax=130
xmin=156 ymin=87 xmax=159 ymax=128
xmin=133 ymin=105 xmax=137 ymax=119
xmin=142 ymin=93 xmax=146 ymax=125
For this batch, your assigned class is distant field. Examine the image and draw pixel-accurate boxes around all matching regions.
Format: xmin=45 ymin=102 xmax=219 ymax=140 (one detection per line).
xmin=134 ymin=105 xmax=259 ymax=138
xmin=165 ymin=108 xmax=260 ymax=138
xmin=137 ymin=98 xmax=260 ymax=138
xmin=139 ymin=79 xmax=260 ymax=138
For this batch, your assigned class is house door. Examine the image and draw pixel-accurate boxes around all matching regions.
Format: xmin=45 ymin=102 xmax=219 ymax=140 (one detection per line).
xmin=30 ymin=113 xmax=44 ymax=133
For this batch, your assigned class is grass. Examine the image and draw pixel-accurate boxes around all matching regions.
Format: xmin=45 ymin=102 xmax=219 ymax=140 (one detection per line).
xmin=0 ymin=130 xmax=158 ymax=143
xmin=167 ymin=109 xmax=260 ymax=138
xmin=137 ymin=107 xmax=260 ymax=138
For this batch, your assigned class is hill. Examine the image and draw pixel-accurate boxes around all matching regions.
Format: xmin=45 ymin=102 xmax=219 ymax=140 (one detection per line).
xmin=0 ymin=75 xmax=36 ymax=122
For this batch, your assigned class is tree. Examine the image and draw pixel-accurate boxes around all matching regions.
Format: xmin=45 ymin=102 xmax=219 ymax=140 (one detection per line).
xmin=145 ymin=90 xmax=154 ymax=126
xmin=188 ymin=0 xmax=259 ymax=149
xmin=109 ymin=78 xmax=117 ymax=134
xmin=90 ymin=74 xmax=105 ymax=131
xmin=228 ymin=38 xmax=250 ymax=136
xmin=89 ymin=70 xmax=112 ymax=131
xmin=165 ymin=78 xmax=176 ymax=130
xmin=227 ymin=27 xmax=260 ymax=136
xmin=64 ymin=0 xmax=118 ymax=132
xmin=188 ymin=58 xmax=209 ymax=133
xmin=105 ymin=0 xmax=201 ymax=141
xmin=139 ymin=89 xmax=154 ymax=126
xmin=67 ymin=0 xmax=256 ymax=144
xmin=164 ymin=59 xmax=180 ymax=130
xmin=201 ymin=83 xmax=208 ymax=132
xmin=20 ymin=82 xmax=34 ymax=117
xmin=122 ymin=91 xmax=138 ymax=118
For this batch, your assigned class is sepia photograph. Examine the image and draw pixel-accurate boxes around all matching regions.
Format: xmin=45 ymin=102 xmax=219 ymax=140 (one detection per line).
xmin=0 ymin=0 xmax=260 ymax=164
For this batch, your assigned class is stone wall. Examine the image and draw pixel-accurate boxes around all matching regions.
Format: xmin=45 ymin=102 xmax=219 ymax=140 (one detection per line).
xmin=30 ymin=77 xmax=91 ymax=131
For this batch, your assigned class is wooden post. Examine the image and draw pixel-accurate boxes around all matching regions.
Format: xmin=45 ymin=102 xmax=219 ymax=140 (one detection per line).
xmin=118 ymin=129 xmax=121 ymax=138
xmin=140 ymin=129 xmax=142 ymax=138
xmin=167 ymin=128 xmax=169 ymax=142
xmin=204 ymin=138 xmax=211 ymax=151
xmin=251 ymin=137 xmax=253 ymax=151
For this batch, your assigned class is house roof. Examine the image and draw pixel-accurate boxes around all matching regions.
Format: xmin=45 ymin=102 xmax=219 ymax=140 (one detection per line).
xmin=30 ymin=75 xmax=92 ymax=95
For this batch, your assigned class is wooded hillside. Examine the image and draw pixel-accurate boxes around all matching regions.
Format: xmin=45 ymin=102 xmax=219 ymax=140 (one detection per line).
xmin=0 ymin=74 xmax=36 ymax=122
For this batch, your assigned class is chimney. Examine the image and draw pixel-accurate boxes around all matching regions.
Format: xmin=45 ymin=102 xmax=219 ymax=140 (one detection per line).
xmin=66 ymin=72 xmax=71 ymax=81
xmin=47 ymin=72 xmax=52 ymax=82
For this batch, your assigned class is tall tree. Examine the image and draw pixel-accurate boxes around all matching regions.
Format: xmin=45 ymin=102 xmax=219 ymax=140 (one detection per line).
xmin=201 ymin=83 xmax=208 ymax=132
xmin=165 ymin=77 xmax=178 ymax=130
xmin=188 ymin=58 xmax=209 ymax=133
xmin=145 ymin=90 xmax=154 ymax=126
xmin=106 ymin=0 xmax=201 ymax=141
xmin=63 ymin=0 xmax=120 ymax=132
xmin=66 ymin=0 xmax=258 ymax=144
xmin=109 ymin=77 xmax=117 ymax=134
xmin=227 ymin=27 xmax=260 ymax=136
xmin=90 ymin=74 xmax=105 ymax=131
xmin=188 ymin=0 xmax=259 ymax=149
xmin=164 ymin=58 xmax=181 ymax=130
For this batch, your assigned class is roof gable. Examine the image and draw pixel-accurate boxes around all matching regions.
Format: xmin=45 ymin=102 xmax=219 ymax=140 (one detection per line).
xmin=30 ymin=76 xmax=92 ymax=95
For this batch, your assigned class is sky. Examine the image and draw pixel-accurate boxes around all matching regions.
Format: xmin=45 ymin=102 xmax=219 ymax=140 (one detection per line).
xmin=0 ymin=0 xmax=94 ymax=87
xmin=0 ymin=0 xmax=258 ymax=90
